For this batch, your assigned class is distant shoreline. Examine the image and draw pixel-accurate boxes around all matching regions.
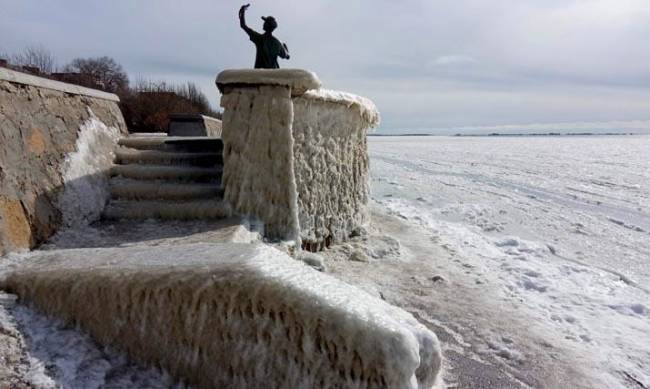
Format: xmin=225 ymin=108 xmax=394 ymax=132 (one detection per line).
xmin=369 ymin=132 xmax=643 ymax=137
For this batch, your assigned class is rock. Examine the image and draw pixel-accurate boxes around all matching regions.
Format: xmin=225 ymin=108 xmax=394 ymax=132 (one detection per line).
xmin=349 ymin=249 xmax=370 ymax=263
xmin=0 ymin=292 xmax=18 ymax=307
xmin=431 ymin=275 xmax=447 ymax=283
xmin=296 ymin=251 xmax=327 ymax=272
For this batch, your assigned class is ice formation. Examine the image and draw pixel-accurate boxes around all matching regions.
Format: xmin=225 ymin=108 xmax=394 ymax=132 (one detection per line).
xmin=111 ymin=164 xmax=222 ymax=181
xmin=102 ymin=199 xmax=231 ymax=220
xmin=220 ymin=84 xmax=301 ymax=242
xmin=1 ymin=243 xmax=442 ymax=389
xmin=293 ymin=90 xmax=379 ymax=246
xmin=217 ymin=69 xmax=322 ymax=96
xmin=110 ymin=178 xmax=223 ymax=201
xmin=217 ymin=70 xmax=380 ymax=248
xmin=370 ymin=135 xmax=650 ymax=387
xmin=57 ymin=109 xmax=120 ymax=228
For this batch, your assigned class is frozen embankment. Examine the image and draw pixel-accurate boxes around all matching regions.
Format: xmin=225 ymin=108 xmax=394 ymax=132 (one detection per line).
xmin=1 ymin=243 xmax=442 ymax=388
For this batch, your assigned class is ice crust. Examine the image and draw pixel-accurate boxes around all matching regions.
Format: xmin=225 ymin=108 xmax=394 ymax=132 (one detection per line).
xmin=1 ymin=243 xmax=442 ymax=389
xmin=218 ymin=71 xmax=379 ymax=246
xmin=370 ymin=135 xmax=650 ymax=387
xmin=58 ymin=109 xmax=120 ymax=228
xmin=300 ymin=89 xmax=380 ymax=129
xmin=220 ymin=85 xmax=301 ymax=242
xmin=292 ymin=94 xmax=373 ymax=245
xmin=216 ymin=69 xmax=322 ymax=96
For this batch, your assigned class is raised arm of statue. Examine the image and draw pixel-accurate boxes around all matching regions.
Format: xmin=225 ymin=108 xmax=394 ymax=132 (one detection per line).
xmin=239 ymin=4 xmax=255 ymax=36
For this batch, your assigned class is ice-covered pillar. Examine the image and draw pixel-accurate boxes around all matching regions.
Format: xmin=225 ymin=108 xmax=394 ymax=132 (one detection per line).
xmin=216 ymin=69 xmax=379 ymax=249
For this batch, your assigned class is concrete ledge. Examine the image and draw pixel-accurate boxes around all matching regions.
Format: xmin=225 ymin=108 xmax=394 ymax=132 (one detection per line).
xmin=168 ymin=113 xmax=222 ymax=137
xmin=0 ymin=67 xmax=119 ymax=102
xmin=1 ymin=243 xmax=442 ymax=388
xmin=216 ymin=69 xmax=322 ymax=96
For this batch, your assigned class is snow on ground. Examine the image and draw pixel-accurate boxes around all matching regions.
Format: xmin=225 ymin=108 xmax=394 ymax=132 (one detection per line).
xmin=368 ymin=135 xmax=650 ymax=388
xmin=0 ymin=290 xmax=190 ymax=389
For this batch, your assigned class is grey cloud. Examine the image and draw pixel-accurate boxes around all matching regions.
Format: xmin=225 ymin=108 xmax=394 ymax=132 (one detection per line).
xmin=2 ymin=0 xmax=649 ymax=133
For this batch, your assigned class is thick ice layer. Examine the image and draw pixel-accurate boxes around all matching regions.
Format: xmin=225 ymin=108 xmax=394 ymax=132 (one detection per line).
xmin=370 ymin=135 xmax=650 ymax=387
xmin=301 ymin=89 xmax=380 ymax=129
xmin=218 ymin=70 xmax=379 ymax=247
xmin=220 ymin=85 xmax=300 ymax=241
xmin=102 ymin=199 xmax=231 ymax=220
xmin=111 ymin=165 xmax=222 ymax=181
xmin=58 ymin=109 xmax=120 ymax=228
xmin=110 ymin=178 xmax=223 ymax=201
xmin=216 ymin=69 xmax=322 ymax=96
xmin=292 ymin=94 xmax=374 ymax=246
xmin=1 ymin=243 xmax=442 ymax=389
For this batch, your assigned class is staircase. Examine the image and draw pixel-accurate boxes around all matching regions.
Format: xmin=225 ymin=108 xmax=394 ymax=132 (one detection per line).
xmin=103 ymin=136 xmax=230 ymax=220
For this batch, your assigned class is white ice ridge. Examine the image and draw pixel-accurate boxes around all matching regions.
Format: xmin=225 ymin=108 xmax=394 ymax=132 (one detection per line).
xmin=58 ymin=109 xmax=120 ymax=228
xmin=301 ymin=89 xmax=381 ymax=129
xmin=216 ymin=69 xmax=322 ymax=96
xmin=1 ymin=243 xmax=442 ymax=389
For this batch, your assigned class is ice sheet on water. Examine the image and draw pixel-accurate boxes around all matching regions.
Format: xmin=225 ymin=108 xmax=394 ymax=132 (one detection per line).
xmin=370 ymin=135 xmax=650 ymax=388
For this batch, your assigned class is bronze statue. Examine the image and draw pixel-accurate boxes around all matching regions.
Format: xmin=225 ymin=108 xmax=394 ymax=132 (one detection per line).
xmin=239 ymin=4 xmax=290 ymax=69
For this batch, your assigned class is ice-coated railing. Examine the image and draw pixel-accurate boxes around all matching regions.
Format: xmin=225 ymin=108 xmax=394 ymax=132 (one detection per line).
xmin=216 ymin=69 xmax=380 ymax=250
xmin=1 ymin=243 xmax=442 ymax=388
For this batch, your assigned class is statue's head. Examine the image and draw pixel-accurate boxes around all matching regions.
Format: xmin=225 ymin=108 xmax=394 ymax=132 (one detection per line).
xmin=261 ymin=16 xmax=278 ymax=32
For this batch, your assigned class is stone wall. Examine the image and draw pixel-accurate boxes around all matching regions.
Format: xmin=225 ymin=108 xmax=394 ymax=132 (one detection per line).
xmin=217 ymin=70 xmax=379 ymax=249
xmin=0 ymin=68 xmax=127 ymax=256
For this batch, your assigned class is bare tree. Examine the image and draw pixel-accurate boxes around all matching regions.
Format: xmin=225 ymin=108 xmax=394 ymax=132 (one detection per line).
xmin=12 ymin=45 xmax=56 ymax=74
xmin=64 ymin=56 xmax=129 ymax=94
xmin=121 ymin=78 xmax=221 ymax=132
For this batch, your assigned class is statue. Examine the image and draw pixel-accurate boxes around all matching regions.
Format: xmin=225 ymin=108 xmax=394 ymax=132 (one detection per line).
xmin=239 ymin=4 xmax=290 ymax=69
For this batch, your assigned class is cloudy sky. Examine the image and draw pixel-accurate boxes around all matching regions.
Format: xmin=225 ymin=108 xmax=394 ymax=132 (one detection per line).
xmin=2 ymin=0 xmax=650 ymax=134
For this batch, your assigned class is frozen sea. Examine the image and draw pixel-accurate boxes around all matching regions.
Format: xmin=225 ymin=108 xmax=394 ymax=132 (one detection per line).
xmin=369 ymin=135 xmax=650 ymax=388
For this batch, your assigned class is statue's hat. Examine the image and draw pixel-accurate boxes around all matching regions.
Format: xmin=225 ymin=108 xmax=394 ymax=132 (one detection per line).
xmin=261 ymin=16 xmax=278 ymax=29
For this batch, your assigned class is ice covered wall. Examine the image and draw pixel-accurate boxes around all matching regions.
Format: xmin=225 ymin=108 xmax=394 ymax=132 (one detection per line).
xmin=0 ymin=68 xmax=127 ymax=255
xmin=216 ymin=70 xmax=379 ymax=248
xmin=219 ymin=84 xmax=300 ymax=241
xmin=293 ymin=90 xmax=379 ymax=249
xmin=58 ymin=110 xmax=121 ymax=227
xmin=0 ymin=243 xmax=442 ymax=388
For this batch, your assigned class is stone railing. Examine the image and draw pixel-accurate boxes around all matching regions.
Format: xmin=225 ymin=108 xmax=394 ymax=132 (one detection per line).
xmin=217 ymin=69 xmax=379 ymax=250
xmin=0 ymin=68 xmax=127 ymax=256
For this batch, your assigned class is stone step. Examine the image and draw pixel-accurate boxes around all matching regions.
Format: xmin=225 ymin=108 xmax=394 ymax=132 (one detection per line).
xmin=118 ymin=136 xmax=223 ymax=153
xmin=114 ymin=148 xmax=223 ymax=167
xmin=102 ymin=199 xmax=231 ymax=220
xmin=110 ymin=179 xmax=223 ymax=201
xmin=111 ymin=164 xmax=222 ymax=182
